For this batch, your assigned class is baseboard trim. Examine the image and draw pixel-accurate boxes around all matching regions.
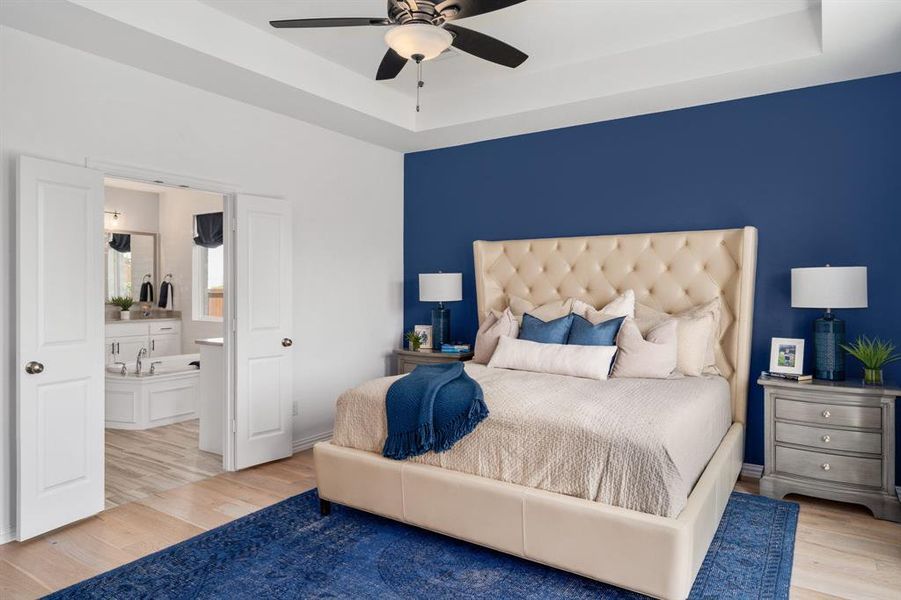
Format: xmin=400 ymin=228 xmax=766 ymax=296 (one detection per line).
xmin=741 ymin=462 xmax=763 ymax=480
xmin=0 ymin=525 xmax=17 ymax=545
xmin=292 ymin=430 xmax=333 ymax=454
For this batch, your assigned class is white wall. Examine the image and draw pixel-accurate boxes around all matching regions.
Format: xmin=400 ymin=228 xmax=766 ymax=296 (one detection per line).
xmin=157 ymin=188 xmax=224 ymax=353
xmin=104 ymin=186 xmax=159 ymax=233
xmin=0 ymin=27 xmax=404 ymax=542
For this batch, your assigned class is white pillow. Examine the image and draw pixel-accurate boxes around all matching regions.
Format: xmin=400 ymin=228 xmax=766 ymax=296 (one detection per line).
xmin=634 ymin=298 xmax=722 ymax=375
xmin=488 ymin=335 xmax=617 ymax=380
xmin=473 ymin=308 xmax=519 ymax=364
xmin=506 ymin=296 xmax=574 ymax=323
xmin=571 ymin=290 xmax=635 ymax=324
xmin=611 ymin=318 xmax=677 ymax=379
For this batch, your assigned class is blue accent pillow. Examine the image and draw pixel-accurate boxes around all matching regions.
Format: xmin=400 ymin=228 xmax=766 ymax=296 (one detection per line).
xmin=518 ymin=313 xmax=574 ymax=344
xmin=566 ymin=314 xmax=626 ymax=346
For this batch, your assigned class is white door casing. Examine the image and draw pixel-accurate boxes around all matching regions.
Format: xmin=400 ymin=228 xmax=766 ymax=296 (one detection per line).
xmin=16 ymin=156 xmax=105 ymax=540
xmin=233 ymin=194 xmax=294 ymax=469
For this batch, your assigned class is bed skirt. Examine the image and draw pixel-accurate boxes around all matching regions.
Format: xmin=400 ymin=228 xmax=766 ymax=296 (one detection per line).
xmin=314 ymin=422 xmax=744 ymax=600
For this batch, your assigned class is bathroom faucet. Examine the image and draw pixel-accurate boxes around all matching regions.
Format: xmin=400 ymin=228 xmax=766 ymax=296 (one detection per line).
xmin=136 ymin=347 xmax=147 ymax=375
xmin=113 ymin=361 xmax=127 ymax=376
xmin=149 ymin=361 xmax=163 ymax=376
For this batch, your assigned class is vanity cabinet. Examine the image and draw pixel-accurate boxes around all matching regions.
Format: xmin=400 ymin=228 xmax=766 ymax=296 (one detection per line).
xmin=106 ymin=320 xmax=182 ymax=363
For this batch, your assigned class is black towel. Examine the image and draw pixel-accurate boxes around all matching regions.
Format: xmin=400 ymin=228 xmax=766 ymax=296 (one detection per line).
xmin=140 ymin=281 xmax=154 ymax=302
xmin=159 ymin=280 xmax=173 ymax=309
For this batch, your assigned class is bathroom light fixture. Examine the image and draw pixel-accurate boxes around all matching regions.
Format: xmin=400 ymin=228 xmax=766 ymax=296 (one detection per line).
xmin=104 ymin=210 xmax=121 ymax=221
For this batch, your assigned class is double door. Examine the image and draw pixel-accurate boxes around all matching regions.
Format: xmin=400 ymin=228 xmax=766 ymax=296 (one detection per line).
xmin=16 ymin=155 xmax=295 ymax=541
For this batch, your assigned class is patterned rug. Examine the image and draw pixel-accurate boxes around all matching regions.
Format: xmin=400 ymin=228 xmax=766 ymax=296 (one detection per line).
xmin=49 ymin=489 xmax=798 ymax=599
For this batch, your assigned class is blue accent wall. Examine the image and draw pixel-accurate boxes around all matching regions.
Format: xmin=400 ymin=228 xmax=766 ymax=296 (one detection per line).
xmin=404 ymin=72 xmax=901 ymax=474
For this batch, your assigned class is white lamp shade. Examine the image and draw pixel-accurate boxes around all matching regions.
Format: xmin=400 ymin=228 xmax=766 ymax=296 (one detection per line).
xmin=384 ymin=24 xmax=453 ymax=60
xmin=419 ymin=273 xmax=462 ymax=302
xmin=791 ymin=266 xmax=868 ymax=309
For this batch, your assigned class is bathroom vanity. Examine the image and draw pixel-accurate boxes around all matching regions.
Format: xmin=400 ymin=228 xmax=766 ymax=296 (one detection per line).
xmin=105 ymin=317 xmax=182 ymax=364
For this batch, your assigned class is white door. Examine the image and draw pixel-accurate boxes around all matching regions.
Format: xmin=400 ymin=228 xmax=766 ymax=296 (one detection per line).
xmin=17 ymin=156 xmax=105 ymax=540
xmin=233 ymin=194 xmax=294 ymax=469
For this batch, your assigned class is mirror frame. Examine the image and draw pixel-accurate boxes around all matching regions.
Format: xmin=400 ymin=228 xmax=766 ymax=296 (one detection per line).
xmin=104 ymin=229 xmax=160 ymax=303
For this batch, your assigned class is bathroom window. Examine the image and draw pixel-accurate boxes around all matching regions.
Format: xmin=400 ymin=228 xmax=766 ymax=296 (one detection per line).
xmin=193 ymin=244 xmax=224 ymax=322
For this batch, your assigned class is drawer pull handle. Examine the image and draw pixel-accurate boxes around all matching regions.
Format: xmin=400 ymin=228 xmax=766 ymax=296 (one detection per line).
xmin=821 ymin=463 xmax=830 ymax=471
xmin=821 ymin=410 xmax=831 ymax=418
xmin=821 ymin=435 xmax=831 ymax=443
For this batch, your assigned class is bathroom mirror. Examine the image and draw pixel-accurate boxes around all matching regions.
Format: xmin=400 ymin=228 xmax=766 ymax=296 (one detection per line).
xmin=105 ymin=230 xmax=159 ymax=301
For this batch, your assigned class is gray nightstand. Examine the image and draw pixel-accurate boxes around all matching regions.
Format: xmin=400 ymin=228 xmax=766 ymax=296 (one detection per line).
xmin=394 ymin=348 xmax=473 ymax=375
xmin=758 ymin=376 xmax=901 ymax=522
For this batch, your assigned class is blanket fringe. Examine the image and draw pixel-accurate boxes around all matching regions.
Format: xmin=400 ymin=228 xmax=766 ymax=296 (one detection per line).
xmin=382 ymin=422 xmax=434 ymax=460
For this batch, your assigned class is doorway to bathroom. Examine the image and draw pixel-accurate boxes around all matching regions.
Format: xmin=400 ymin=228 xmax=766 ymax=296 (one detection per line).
xmin=102 ymin=178 xmax=226 ymax=508
xmin=16 ymin=155 xmax=296 ymax=541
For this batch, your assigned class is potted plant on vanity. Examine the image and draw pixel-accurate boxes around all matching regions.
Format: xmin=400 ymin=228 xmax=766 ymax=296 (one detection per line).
xmin=841 ymin=336 xmax=901 ymax=385
xmin=110 ymin=296 xmax=135 ymax=320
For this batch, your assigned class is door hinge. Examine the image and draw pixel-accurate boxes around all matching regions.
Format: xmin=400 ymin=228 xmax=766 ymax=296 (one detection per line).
xmin=231 ymin=218 xmax=237 ymax=232
xmin=231 ymin=318 xmax=237 ymax=332
xmin=231 ymin=419 xmax=237 ymax=433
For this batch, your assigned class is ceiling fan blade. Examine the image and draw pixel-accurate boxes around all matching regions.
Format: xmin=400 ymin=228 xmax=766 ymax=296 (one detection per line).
xmin=435 ymin=0 xmax=528 ymax=22
xmin=443 ymin=24 xmax=527 ymax=68
xmin=376 ymin=48 xmax=408 ymax=80
xmin=270 ymin=17 xmax=391 ymax=29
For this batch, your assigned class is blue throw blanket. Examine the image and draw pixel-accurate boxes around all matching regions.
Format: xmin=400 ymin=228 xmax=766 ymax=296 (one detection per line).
xmin=383 ymin=362 xmax=488 ymax=460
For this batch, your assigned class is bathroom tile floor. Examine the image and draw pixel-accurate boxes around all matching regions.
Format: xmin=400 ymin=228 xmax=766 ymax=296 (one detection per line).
xmin=105 ymin=420 xmax=224 ymax=508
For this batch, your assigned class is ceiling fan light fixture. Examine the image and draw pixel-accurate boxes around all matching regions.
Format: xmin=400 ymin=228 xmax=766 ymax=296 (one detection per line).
xmin=384 ymin=23 xmax=452 ymax=61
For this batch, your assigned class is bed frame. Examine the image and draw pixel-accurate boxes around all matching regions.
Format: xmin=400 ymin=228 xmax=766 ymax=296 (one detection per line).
xmin=315 ymin=227 xmax=758 ymax=600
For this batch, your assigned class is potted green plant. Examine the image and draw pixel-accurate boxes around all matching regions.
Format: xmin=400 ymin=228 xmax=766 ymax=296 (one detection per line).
xmin=841 ymin=336 xmax=901 ymax=385
xmin=404 ymin=329 xmax=426 ymax=351
xmin=110 ymin=296 xmax=135 ymax=320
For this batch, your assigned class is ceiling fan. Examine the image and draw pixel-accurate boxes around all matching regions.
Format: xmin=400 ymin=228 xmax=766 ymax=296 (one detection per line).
xmin=270 ymin=0 xmax=529 ymax=82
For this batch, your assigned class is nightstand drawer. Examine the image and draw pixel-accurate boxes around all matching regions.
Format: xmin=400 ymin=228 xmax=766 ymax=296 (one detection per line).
xmin=775 ymin=422 xmax=882 ymax=454
xmin=775 ymin=446 xmax=882 ymax=487
xmin=775 ymin=398 xmax=881 ymax=429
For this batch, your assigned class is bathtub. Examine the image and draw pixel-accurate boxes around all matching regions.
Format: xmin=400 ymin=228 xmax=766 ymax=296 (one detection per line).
xmin=105 ymin=353 xmax=201 ymax=430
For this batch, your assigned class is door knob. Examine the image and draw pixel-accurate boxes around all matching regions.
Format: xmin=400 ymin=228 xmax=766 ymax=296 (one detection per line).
xmin=25 ymin=361 xmax=44 ymax=375
xmin=282 ymin=338 xmax=293 ymax=348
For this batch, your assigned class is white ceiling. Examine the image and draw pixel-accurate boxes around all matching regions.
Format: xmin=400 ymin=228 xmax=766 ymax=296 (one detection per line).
xmin=201 ymin=0 xmax=815 ymax=94
xmin=3 ymin=1 xmax=901 ymax=151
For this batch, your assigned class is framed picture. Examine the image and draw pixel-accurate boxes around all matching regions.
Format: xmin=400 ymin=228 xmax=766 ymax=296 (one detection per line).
xmin=770 ymin=337 xmax=805 ymax=375
xmin=414 ymin=324 xmax=433 ymax=350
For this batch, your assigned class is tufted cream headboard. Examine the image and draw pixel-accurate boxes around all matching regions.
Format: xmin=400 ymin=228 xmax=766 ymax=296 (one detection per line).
xmin=473 ymin=227 xmax=758 ymax=425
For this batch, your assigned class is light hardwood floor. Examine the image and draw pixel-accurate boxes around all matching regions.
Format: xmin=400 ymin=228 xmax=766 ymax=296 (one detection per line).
xmin=105 ymin=420 xmax=224 ymax=508
xmin=1 ymin=456 xmax=898 ymax=599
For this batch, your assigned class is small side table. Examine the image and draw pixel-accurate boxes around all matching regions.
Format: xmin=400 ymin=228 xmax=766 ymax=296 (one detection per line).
xmin=758 ymin=376 xmax=900 ymax=522
xmin=393 ymin=348 xmax=473 ymax=376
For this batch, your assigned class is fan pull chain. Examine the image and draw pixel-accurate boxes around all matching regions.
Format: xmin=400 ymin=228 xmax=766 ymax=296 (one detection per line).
xmin=416 ymin=58 xmax=424 ymax=113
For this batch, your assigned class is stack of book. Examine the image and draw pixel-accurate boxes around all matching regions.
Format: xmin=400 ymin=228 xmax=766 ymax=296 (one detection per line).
xmin=761 ymin=371 xmax=813 ymax=382
xmin=440 ymin=343 xmax=471 ymax=354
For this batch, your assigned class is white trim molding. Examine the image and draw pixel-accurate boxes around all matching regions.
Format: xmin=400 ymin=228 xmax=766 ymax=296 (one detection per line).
xmin=293 ymin=430 xmax=333 ymax=454
xmin=741 ymin=462 xmax=764 ymax=480
xmin=0 ymin=525 xmax=17 ymax=545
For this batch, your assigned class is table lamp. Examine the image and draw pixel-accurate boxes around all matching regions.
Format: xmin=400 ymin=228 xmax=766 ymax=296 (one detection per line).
xmin=419 ymin=272 xmax=462 ymax=349
xmin=791 ymin=265 xmax=868 ymax=381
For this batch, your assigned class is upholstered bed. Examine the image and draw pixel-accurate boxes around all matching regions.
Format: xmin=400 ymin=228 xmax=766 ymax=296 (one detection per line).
xmin=315 ymin=227 xmax=757 ymax=600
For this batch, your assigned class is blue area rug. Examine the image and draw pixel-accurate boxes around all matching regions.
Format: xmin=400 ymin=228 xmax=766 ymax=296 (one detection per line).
xmin=49 ymin=489 xmax=797 ymax=599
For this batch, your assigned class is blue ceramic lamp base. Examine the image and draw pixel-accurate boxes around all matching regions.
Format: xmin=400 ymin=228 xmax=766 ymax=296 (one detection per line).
xmin=813 ymin=312 xmax=845 ymax=381
xmin=431 ymin=306 xmax=450 ymax=349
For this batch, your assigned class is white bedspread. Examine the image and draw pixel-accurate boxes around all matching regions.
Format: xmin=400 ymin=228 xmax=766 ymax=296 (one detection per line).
xmin=332 ymin=363 xmax=732 ymax=518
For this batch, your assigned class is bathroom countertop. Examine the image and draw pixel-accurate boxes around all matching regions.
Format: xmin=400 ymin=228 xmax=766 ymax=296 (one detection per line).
xmin=196 ymin=337 xmax=224 ymax=347
xmin=106 ymin=316 xmax=181 ymax=324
